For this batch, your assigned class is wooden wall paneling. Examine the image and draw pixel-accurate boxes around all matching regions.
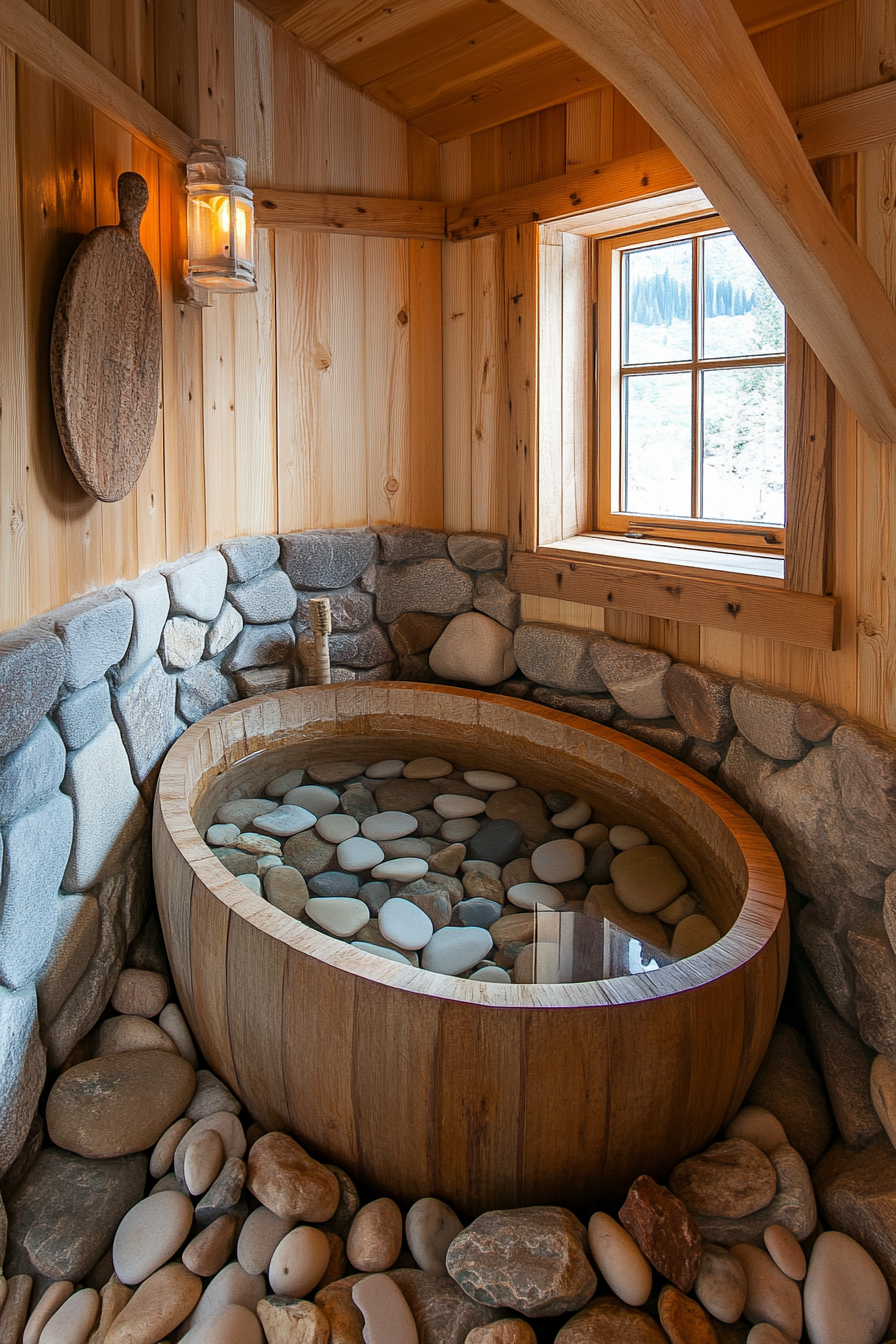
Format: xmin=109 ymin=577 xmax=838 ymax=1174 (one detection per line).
xmin=154 ymin=0 xmax=199 ymax=138
xmin=611 ymin=89 xmax=660 ymax=161
xmin=440 ymin=137 xmax=474 ymax=531
xmin=519 ymin=594 xmax=605 ymax=628
xmin=505 ymin=222 xmax=539 ymax=554
xmin=364 ymin=235 xmax=412 ymax=526
xmin=0 ymin=47 xmax=30 ymax=631
xmin=537 ymin=224 xmax=563 ymax=545
xmin=751 ymin=0 xmax=857 ymax=109
xmin=407 ymin=126 xmax=443 ymax=529
xmin=560 ymin=231 xmax=590 ymax=539
xmin=89 ymin=0 xmax=156 ymax=100
xmin=470 ymin=232 xmax=509 ymax=534
xmin=784 ymin=319 xmax=831 ymax=595
xmin=565 ymin=86 xmax=614 ymax=169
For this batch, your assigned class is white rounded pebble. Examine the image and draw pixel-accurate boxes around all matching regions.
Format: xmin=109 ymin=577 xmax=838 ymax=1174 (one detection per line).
xmin=183 ymin=1127 xmax=225 ymax=1196
xmin=37 ymin=1287 xmax=99 ymax=1344
xmin=113 ymin=1190 xmax=194 ymax=1284
xmin=551 ymin=798 xmax=592 ymax=829
xmin=337 ymin=836 xmax=386 ymax=872
xmin=371 ymin=857 xmax=429 ymax=882
xmin=365 ymin=759 xmax=406 ymax=778
xmin=174 ymin=1112 xmax=246 ymax=1179
xmin=461 ymin=860 xmax=501 ymax=878
xmin=403 ymin=756 xmax=453 ymax=778
xmin=609 ymin=824 xmax=650 ymax=849
xmin=352 ymin=1273 xmax=419 ymax=1344
xmin=361 ymin=811 xmax=419 ymax=841
xmin=252 ymin=804 xmax=316 ymax=836
xmin=433 ymin=795 xmax=487 ymax=819
xmin=588 ymin=1212 xmax=652 ymax=1306
xmin=237 ymin=874 xmax=262 ymax=895
xmin=268 ymin=1225 xmax=331 ymax=1297
xmin=306 ymin=897 xmax=370 ymax=938
xmin=422 ymin=927 xmax=493 ymax=975
xmin=158 ymin=1004 xmax=198 ymax=1068
xmin=315 ymin=813 xmax=360 ymax=843
xmin=282 ymin=784 xmax=341 ymax=816
xmin=379 ymin=898 xmax=434 ymax=951
xmin=352 ymin=942 xmax=413 ymax=965
xmin=440 ymin=818 xmax=480 ymax=842
xmin=469 ymin=966 xmax=512 ymax=983
xmin=150 ymin=1117 xmax=193 ymax=1178
xmin=531 ymin=839 xmax=586 ymax=883
xmin=265 ymin=768 xmax=305 ymax=796
xmin=507 ymin=882 xmax=564 ymax=911
xmin=184 ymin=1263 xmax=267 ymax=1336
xmin=803 ymin=1230 xmax=890 ymax=1344
xmin=464 ymin=770 xmax=516 ymax=791
xmin=256 ymin=854 xmax=282 ymax=873
xmin=206 ymin=823 xmax=239 ymax=846
xmin=181 ymin=1303 xmax=263 ymax=1344
xmin=238 ymin=1207 xmax=297 ymax=1276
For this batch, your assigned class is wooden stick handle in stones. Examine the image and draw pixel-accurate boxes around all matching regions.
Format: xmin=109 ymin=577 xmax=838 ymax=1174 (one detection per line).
xmin=308 ymin=597 xmax=332 ymax=686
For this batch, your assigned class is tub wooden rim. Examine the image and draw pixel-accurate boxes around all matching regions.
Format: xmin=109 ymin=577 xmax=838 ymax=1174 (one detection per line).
xmin=155 ymin=681 xmax=786 ymax=1009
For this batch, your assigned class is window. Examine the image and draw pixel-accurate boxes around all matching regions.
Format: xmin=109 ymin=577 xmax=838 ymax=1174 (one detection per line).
xmin=596 ymin=220 xmax=787 ymax=555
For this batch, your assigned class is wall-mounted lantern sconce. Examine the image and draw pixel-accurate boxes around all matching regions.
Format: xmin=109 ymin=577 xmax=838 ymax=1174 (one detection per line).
xmin=185 ymin=140 xmax=256 ymax=299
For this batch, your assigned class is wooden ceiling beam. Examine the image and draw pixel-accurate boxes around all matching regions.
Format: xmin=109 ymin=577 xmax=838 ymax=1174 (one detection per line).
xmin=254 ymin=189 xmax=447 ymax=238
xmin=792 ymin=80 xmax=896 ymax=160
xmin=503 ymin=0 xmax=896 ymax=443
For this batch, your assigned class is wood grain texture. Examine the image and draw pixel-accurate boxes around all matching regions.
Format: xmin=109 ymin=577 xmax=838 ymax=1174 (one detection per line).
xmin=154 ymin=683 xmax=788 ymax=1215
xmin=254 ymin=189 xmax=447 ymax=238
xmin=505 ymin=223 xmax=539 ymax=554
xmin=792 ymin=80 xmax=896 ymax=159
xmin=785 ymin=320 xmax=832 ymax=594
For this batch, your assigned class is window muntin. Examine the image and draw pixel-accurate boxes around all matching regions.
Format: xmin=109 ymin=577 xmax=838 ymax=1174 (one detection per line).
xmin=597 ymin=220 xmax=786 ymax=551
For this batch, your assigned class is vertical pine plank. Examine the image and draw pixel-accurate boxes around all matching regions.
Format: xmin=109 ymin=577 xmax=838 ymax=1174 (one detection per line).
xmin=407 ymin=125 xmax=443 ymax=530
xmin=565 ymin=86 xmax=614 ymax=169
xmin=784 ymin=320 xmax=831 ymax=595
xmin=537 ymin=224 xmax=563 ymax=546
xmin=131 ymin=143 xmax=167 ymax=573
xmin=365 ymin=237 xmax=411 ymax=526
xmin=471 ymin=232 xmax=508 ymax=535
xmin=506 ymin=222 xmax=539 ymax=555
xmin=560 ymin=232 xmax=591 ymax=540
xmin=440 ymin=137 xmax=473 ymax=532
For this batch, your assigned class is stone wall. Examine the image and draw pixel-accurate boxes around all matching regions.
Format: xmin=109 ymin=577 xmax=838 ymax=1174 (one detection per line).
xmin=1 ymin=524 xmax=894 ymax=1179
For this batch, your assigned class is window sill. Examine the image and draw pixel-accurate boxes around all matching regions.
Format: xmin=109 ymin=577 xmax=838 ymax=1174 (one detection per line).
xmin=508 ymin=539 xmax=839 ymax=650
xmin=544 ymin=534 xmax=785 ymax=583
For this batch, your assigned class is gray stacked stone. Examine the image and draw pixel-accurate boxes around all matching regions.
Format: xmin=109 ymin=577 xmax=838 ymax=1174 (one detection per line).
xmin=447 ymin=532 xmax=506 ymax=571
xmin=374 ymin=526 xmax=447 ymax=562
xmin=473 ymin=571 xmax=520 ymax=630
xmin=219 ymin=534 xmax=280 ymax=582
xmin=165 ymin=550 xmax=228 ymax=620
xmin=206 ymin=601 xmax=243 ymax=657
xmin=35 ymin=893 xmax=100 ymax=1025
xmin=176 ymin=660 xmax=236 ymax=724
xmin=730 ymin=683 xmax=808 ymax=760
xmin=54 ymin=680 xmax=112 ymax=752
xmin=160 ymin=616 xmax=206 ymax=671
xmin=295 ymin=587 xmax=374 ymax=633
xmin=513 ymin=624 xmax=605 ymax=694
xmin=279 ymin=528 xmax=376 ymax=589
xmin=0 ymin=719 xmax=66 ymax=821
xmin=53 ymin=591 xmax=133 ymax=689
xmin=590 ymin=637 xmax=670 ymax=719
xmin=113 ymin=573 xmax=169 ymax=686
xmin=0 ymin=624 xmax=65 ymax=755
xmin=223 ymin=621 xmax=294 ymax=672
xmin=0 ymin=986 xmax=45 ymax=1176
xmin=62 ymin=723 xmax=146 ymax=889
xmin=375 ymin=559 xmax=473 ymax=624
xmin=1 ymin=793 xmax=73 ymax=989
xmin=111 ymin=657 xmax=180 ymax=791
xmin=227 ymin=567 xmax=296 ymax=624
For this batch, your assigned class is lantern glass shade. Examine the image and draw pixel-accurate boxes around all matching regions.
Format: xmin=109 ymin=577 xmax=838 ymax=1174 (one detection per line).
xmin=185 ymin=142 xmax=256 ymax=292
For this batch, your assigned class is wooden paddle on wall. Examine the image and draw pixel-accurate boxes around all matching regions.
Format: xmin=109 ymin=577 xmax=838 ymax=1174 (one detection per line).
xmin=50 ymin=171 xmax=161 ymax=503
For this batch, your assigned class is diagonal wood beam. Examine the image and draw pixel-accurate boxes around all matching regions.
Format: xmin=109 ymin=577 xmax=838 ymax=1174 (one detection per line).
xmin=503 ymin=0 xmax=896 ymax=444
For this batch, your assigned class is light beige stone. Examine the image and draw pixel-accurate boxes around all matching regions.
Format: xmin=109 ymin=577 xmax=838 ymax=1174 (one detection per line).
xmin=103 ymin=1262 xmax=202 ymax=1344
xmin=38 ymin=1287 xmax=99 ymax=1344
xmin=693 ymin=1242 xmax=748 ymax=1324
xmin=351 ymin=1273 xmax=418 ymax=1344
xmin=405 ymin=1197 xmax=463 ymax=1276
xmin=745 ymin=1326 xmax=798 ymax=1344
xmin=180 ymin=1302 xmax=263 ymax=1343
xmin=347 ymin=1198 xmax=403 ymax=1272
xmin=185 ymin=1069 xmax=241 ymax=1120
xmin=763 ymin=1224 xmax=806 ymax=1281
xmin=726 ymin=1106 xmax=789 ymax=1154
xmin=531 ymin=839 xmax=586 ymax=884
xmin=112 ymin=1191 xmax=194 ymax=1285
xmin=584 ymin=885 xmax=669 ymax=950
xmin=87 ymin=1274 xmax=133 ymax=1343
xmin=610 ymin=845 xmax=687 ymax=914
xmin=149 ymin=1118 xmax=193 ymax=1178
xmin=587 ymin=1212 xmax=652 ymax=1306
xmin=731 ymin=1243 xmax=803 ymax=1340
xmin=803 ymin=1230 xmax=891 ymax=1344
xmin=109 ymin=970 xmax=168 ymax=1019
xmin=257 ymin=1296 xmax=330 ymax=1344
xmin=183 ymin=1127 xmax=225 ymax=1196
xmin=183 ymin=1262 xmax=266 ymax=1337
xmin=157 ymin=1004 xmax=198 ymax=1069
xmin=655 ymin=893 xmax=699 ymax=925
xmin=23 ymin=1281 xmax=73 ymax=1344
xmin=671 ymin=914 xmax=721 ymax=958
xmin=264 ymin=866 xmax=309 ymax=919
xmin=268 ymin=1226 xmax=332 ymax=1297
xmin=174 ymin=1111 xmax=245 ymax=1179
xmin=403 ymin=757 xmax=453 ymax=779
xmin=95 ymin=1016 xmax=178 ymax=1059
xmin=237 ymin=1206 xmax=297 ymax=1276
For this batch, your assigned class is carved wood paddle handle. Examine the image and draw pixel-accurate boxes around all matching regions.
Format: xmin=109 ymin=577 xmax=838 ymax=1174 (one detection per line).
xmin=117 ymin=171 xmax=150 ymax=238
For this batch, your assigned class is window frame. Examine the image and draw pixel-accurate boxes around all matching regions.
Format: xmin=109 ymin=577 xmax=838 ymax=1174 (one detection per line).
xmin=594 ymin=215 xmax=787 ymax=556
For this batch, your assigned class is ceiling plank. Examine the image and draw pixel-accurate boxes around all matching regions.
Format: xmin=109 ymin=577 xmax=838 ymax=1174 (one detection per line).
xmin=280 ymin=0 xmax=471 ymax=64
xmin=504 ymin=0 xmax=896 ymax=443
xmin=254 ymin=189 xmax=447 ymax=238
xmin=735 ymin=0 xmax=844 ymax=35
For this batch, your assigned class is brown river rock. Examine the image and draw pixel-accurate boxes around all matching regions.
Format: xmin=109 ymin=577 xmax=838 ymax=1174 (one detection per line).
xmin=694 ymin=1242 xmax=748 ymax=1323
xmin=695 ymin=1144 xmax=816 ymax=1248
xmin=445 ymin=1206 xmax=596 ymax=1318
xmin=670 ymin=1139 xmax=778 ymax=1218
xmin=619 ymin=1175 xmax=703 ymax=1292
xmin=555 ymin=1297 xmax=668 ymax=1342
xmin=346 ymin=1197 xmax=403 ymax=1272
xmin=658 ymin=1284 xmax=720 ymax=1344
xmin=104 ymin=1262 xmax=202 ymax=1343
xmin=389 ymin=1267 xmax=508 ymax=1343
xmin=466 ymin=1322 xmax=538 ymax=1344
xmin=247 ymin=1132 xmax=340 ymax=1222
xmin=46 ymin=1050 xmax=196 ymax=1159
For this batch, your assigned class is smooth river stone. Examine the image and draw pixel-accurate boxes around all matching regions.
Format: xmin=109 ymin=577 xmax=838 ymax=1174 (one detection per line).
xmin=469 ymin=966 xmax=512 ymax=983
xmin=23 ymin=1281 xmax=74 ymax=1344
xmin=457 ymin=898 xmax=503 ymax=929
xmin=574 ymin=822 xmax=610 ymax=847
xmin=183 ymin=1262 xmax=267 ymax=1337
xmin=587 ymin=1212 xmax=652 ymax=1306
xmin=352 ymin=941 xmax=413 ymax=965
xmin=671 ymin=915 xmax=721 ymax=957
xmin=379 ymin=898 xmax=434 ymax=951
xmin=104 ymin=1262 xmax=202 ymax=1344
xmin=337 ymin=836 xmax=385 ymax=872
xmin=464 ymin=770 xmax=516 ymax=791
xmin=366 ymin=759 xmax=406 ymax=778
xmin=264 ymin=866 xmax=309 ymax=918
xmin=183 ymin=1127 xmax=225 ymax=1195
xmin=265 ymin=768 xmax=305 ymax=796
xmin=181 ymin=1302 xmax=263 ymax=1344
xmin=206 ymin=823 xmax=239 ymax=846
xmin=347 ymin=1197 xmax=404 ymax=1273
xmin=362 ymin=811 xmax=419 ymax=841
xmin=694 ymin=1242 xmax=748 ymax=1323
xmin=95 ymin=1015 xmax=177 ymax=1059
xmin=238 ymin=1206 xmax=297 ymax=1276
xmin=306 ymin=760 xmax=365 ymax=785
xmin=406 ymin=1198 xmax=463 ymax=1277
xmin=507 ymin=882 xmax=564 ymax=911
xmin=113 ymin=1190 xmax=194 ymax=1284
xmin=609 ymin=824 xmax=650 ymax=849
xmin=306 ymin=897 xmax=370 ymax=938
xmin=216 ymin=798 xmax=277 ymax=829
xmin=352 ymin=1274 xmax=418 ymax=1344
xmin=462 ymin=859 xmax=501 ymax=877
xmin=422 ymin=927 xmax=493 ymax=976
xmin=282 ymin=785 xmax=341 ymax=816
xmin=763 ymin=1225 xmax=806 ymax=1281
xmin=551 ymin=799 xmax=592 ymax=829
xmin=269 ymin=1226 xmax=331 ymax=1297
xmin=610 ymin=845 xmax=688 ymax=914
xmin=731 ymin=1244 xmax=803 ymax=1340
xmin=380 ymin=838 xmax=432 ymax=860
xmin=253 ymin=805 xmax=317 ymax=837
xmin=247 ymin=1133 xmax=340 ymax=1222
xmin=315 ymin=813 xmax=359 ymax=843
xmin=433 ymin=795 xmax=487 ymax=819
xmin=531 ymin=839 xmax=585 ymax=884
xmin=670 ymin=1139 xmax=777 ymax=1218
xmin=150 ymin=1117 xmax=193 ymax=1178
xmin=371 ymin=857 xmax=429 ymax=881
xmin=657 ymin=1284 xmax=719 ymax=1344
xmin=36 ymin=1287 xmax=99 ymax=1344
xmin=726 ymin=1106 xmax=789 ymax=1154
xmin=555 ymin=1298 xmax=667 ymax=1342
xmin=403 ymin=756 xmax=453 ymax=778
xmin=46 ymin=1050 xmax=196 ymax=1159
xmin=174 ymin=1112 xmax=246 ymax=1178
xmin=308 ymin=871 xmax=359 ymax=899
xmin=237 ymin=874 xmax=262 ymax=895
xmin=803 ymin=1230 xmax=890 ymax=1344
xmin=237 ymin=832 xmax=282 ymax=856
xmin=182 ymin=1215 xmax=239 ymax=1277
xmin=441 ymin=818 xmax=480 ymax=842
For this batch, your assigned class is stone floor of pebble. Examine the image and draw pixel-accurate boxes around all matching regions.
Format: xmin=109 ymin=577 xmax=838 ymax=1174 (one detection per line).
xmin=209 ymin=753 xmax=724 ymax=984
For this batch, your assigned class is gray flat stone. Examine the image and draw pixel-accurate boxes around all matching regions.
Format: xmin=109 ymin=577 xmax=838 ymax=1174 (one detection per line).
xmin=718 ymin=734 xmax=778 ymax=820
xmin=531 ymin=687 xmax=617 ymax=723
xmin=176 ymin=660 xmax=236 ymax=723
xmin=0 ymin=985 xmax=45 ymax=1178
xmin=54 ymin=679 xmax=112 ymax=751
xmin=663 ymin=663 xmax=735 ymax=742
xmin=233 ymin=665 xmax=293 ymax=697
xmin=222 ymin=622 xmax=295 ymax=672
xmin=590 ymin=637 xmax=670 ymax=718
xmin=473 ymin=571 xmax=520 ymax=630
xmin=730 ymin=683 xmax=806 ymax=760
xmin=298 ymin=622 xmax=392 ymax=671
xmin=219 ymin=535 xmax=280 ymax=583
xmin=53 ymin=591 xmax=133 ymax=689
xmin=5 ymin=1146 xmax=147 ymax=1285
xmin=797 ymin=901 xmax=859 ymax=1029
xmin=205 ymin=600 xmax=244 ymax=657
xmin=280 ymin=528 xmax=376 ymax=590
xmin=35 ymin=893 xmax=99 ymax=1025
xmin=613 ymin=716 xmax=691 ymax=759
xmin=165 ymin=549 xmax=229 ymax=621
xmin=227 ymin=568 xmax=297 ymax=624
xmin=447 ymin=533 xmax=506 ymax=571
xmin=295 ymin=586 xmax=374 ymax=633
xmin=0 ymin=792 xmax=73 ymax=989
xmin=62 ymin=723 xmax=146 ymax=889
xmin=186 ymin=1069 xmax=241 ymax=1120
xmin=113 ymin=572 xmax=170 ymax=686
xmin=374 ymin=526 xmax=448 ymax=562
xmin=160 ymin=616 xmax=206 ymax=670
xmin=375 ymin=559 xmax=473 ymax=624
xmin=111 ymin=656 xmax=180 ymax=791
xmin=846 ymin=915 xmax=896 ymax=1057
xmin=0 ymin=623 xmax=65 ymax=756
xmin=0 ymin=718 xmax=66 ymax=822
xmin=833 ymin=722 xmax=896 ymax=874
xmin=513 ymin=623 xmax=606 ymax=694
xmin=328 ymin=662 xmax=394 ymax=683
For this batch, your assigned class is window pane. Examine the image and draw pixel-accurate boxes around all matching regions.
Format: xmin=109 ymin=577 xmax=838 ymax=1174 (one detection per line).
xmin=623 ymin=372 xmax=692 ymax=517
xmin=624 ymin=240 xmax=693 ymax=365
xmin=702 ymin=233 xmax=785 ymax=358
xmin=701 ymin=366 xmax=785 ymax=524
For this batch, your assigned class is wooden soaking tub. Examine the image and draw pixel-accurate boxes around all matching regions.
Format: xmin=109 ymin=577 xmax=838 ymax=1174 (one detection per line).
xmin=153 ymin=683 xmax=788 ymax=1217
